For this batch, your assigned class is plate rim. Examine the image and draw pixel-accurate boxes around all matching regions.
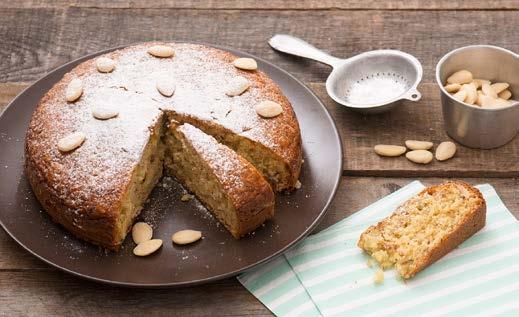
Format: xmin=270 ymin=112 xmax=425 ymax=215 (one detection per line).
xmin=0 ymin=42 xmax=343 ymax=288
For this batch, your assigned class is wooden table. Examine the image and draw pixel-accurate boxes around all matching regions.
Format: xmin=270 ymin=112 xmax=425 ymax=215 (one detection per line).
xmin=1 ymin=1 xmax=518 ymax=315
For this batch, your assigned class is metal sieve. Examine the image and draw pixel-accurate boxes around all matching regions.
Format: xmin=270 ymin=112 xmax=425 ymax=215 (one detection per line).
xmin=269 ymin=34 xmax=423 ymax=114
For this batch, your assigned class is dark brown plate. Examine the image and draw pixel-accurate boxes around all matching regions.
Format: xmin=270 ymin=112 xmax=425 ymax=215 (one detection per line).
xmin=0 ymin=44 xmax=342 ymax=287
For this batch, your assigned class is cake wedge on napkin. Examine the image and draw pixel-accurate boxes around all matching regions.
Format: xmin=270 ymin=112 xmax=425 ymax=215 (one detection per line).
xmin=358 ymin=181 xmax=486 ymax=279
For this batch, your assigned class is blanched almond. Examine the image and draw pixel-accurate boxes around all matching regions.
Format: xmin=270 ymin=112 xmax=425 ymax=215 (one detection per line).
xmin=472 ymin=79 xmax=490 ymax=89
xmin=172 ymin=230 xmax=202 ymax=245
xmin=66 ymin=78 xmax=83 ymax=102
xmin=148 ymin=45 xmax=175 ymax=58
xmin=156 ymin=80 xmax=176 ymax=97
xmin=498 ymin=89 xmax=512 ymax=100
xmin=483 ymin=98 xmax=512 ymax=108
xmin=133 ymin=239 xmax=163 ymax=256
xmin=461 ymin=83 xmax=477 ymax=104
xmin=132 ymin=222 xmax=153 ymax=244
xmin=233 ymin=58 xmax=258 ymax=70
xmin=452 ymin=89 xmax=467 ymax=102
xmin=57 ymin=132 xmax=86 ymax=152
xmin=95 ymin=57 xmax=116 ymax=73
xmin=482 ymin=83 xmax=497 ymax=99
xmin=435 ymin=141 xmax=456 ymax=161
xmin=405 ymin=140 xmax=433 ymax=150
xmin=225 ymin=76 xmax=250 ymax=96
xmin=444 ymin=84 xmax=461 ymax=93
xmin=374 ymin=145 xmax=406 ymax=157
xmin=405 ymin=150 xmax=433 ymax=164
xmin=476 ymin=93 xmax=491 ymax=107
xmin=491 ymin=83 xmax=509 ymax=94
xmin=92 ymin=107 xmax=119 ymax=120
xmin=255 ymin=100 xmax=283 ymax=118
xmin=447 ymin=70 xmax=473 ymax=85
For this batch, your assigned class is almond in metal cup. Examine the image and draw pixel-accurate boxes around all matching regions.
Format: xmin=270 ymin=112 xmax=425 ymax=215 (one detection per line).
xmin=436 ymin=45 xmax=519 ymax=149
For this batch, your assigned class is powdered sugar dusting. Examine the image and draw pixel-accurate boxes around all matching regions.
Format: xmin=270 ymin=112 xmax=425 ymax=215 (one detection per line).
xmin=178 ymin=123 xmax=246 ymax=190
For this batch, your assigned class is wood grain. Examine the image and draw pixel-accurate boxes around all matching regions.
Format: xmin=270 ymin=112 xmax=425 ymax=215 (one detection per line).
xmin=3 ymin=82 xmax=518 ymax=176
xmin=1 ymin=0 xmax=518 ymax=10
xmin=0 ymin=177 xmax=517 ymax=316
xmin=0 ymin=8 xmax=517 ymax=83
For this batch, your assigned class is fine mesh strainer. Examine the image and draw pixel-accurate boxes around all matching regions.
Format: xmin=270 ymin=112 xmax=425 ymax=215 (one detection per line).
xmin=269 ymin=34 xmax=423 ymax=114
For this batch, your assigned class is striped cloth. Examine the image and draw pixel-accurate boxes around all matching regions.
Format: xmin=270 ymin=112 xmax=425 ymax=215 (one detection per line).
xmin=238 ymin=181 xmax=519 ymax=317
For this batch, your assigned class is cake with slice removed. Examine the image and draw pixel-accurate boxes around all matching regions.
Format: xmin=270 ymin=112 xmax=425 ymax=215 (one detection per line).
xmin=25 ymin=42 xmax=301 ymax=250
xmin=358 ymin=181 xmax=486 ymax=279
xmin=164 ymin=121 xmax=275 ymax=238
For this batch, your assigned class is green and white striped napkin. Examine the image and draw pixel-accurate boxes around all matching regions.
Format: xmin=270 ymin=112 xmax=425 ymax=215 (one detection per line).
xmin=238 ymin=181 xmax=519 ymax=317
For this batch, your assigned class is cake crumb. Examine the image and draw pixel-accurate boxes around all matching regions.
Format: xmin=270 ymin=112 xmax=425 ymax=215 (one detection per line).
xmin=374 ymin=269 xmax=384 ymax=285
xmin=180 ymin=193 xmax=194 ymax=202
xmin=366 ymin=258 xmax=374 ymax=268
xmin=295 ymin=180 xmax=302 ymax=189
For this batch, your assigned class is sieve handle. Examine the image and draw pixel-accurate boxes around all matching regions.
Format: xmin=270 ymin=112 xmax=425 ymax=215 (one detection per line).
xmin=268 ymin=34 xmax=344 ymax=68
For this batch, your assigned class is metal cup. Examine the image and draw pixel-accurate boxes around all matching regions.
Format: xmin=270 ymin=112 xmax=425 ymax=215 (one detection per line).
xmin=436 ymin=45 xmax=519 ymax=149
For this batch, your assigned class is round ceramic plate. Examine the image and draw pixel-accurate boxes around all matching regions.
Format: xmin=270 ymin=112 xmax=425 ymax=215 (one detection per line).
xmin=0 ymin=44 xmax=342 ymax=287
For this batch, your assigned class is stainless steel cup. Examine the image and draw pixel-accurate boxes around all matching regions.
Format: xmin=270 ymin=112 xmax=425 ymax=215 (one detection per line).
xmin=436 ymin=45 xmax=519 ymax=149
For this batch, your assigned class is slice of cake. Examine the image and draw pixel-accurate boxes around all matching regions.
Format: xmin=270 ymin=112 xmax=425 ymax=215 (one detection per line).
xmin=164 ymin=121 xmax=275 ymax=238
xmin=358 ymin=181 xmax=486 ymax=279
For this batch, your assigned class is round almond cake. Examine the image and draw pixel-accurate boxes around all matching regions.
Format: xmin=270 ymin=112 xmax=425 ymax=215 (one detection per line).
xmin=25 ymin=42 xmax=302 ymax=250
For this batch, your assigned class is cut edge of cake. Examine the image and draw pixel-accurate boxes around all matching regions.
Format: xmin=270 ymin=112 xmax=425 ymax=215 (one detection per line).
xmin=163 ymin=120 xmax=275 ymax=238
xmin=358 ymin=181 xmax=486 ymax=279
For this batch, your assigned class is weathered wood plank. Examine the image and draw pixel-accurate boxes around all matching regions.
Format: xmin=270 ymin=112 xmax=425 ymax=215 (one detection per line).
xmin=0 ymin=270 xmax=271 ymax=316
xmin=3 ymin=82 xmax=518 ymax=176
xmin=1 ymin=0 xmax=518 ymax=10
xmin=0 ymin=8 xmax=517 ymax=83
xmin=0 ymin=177 xmax=516 ymax=316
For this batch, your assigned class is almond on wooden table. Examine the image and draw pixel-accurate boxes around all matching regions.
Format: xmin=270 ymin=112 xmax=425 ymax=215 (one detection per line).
xmin=374 ymin=145 xmax=406 ymax=157
xmin=405 ymin=150 xmax=433 ymax=164
xmin=435 ymin=141 xmax=457 ymax=161
xmin=405 ymin=140 xmax=433 ymax=150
